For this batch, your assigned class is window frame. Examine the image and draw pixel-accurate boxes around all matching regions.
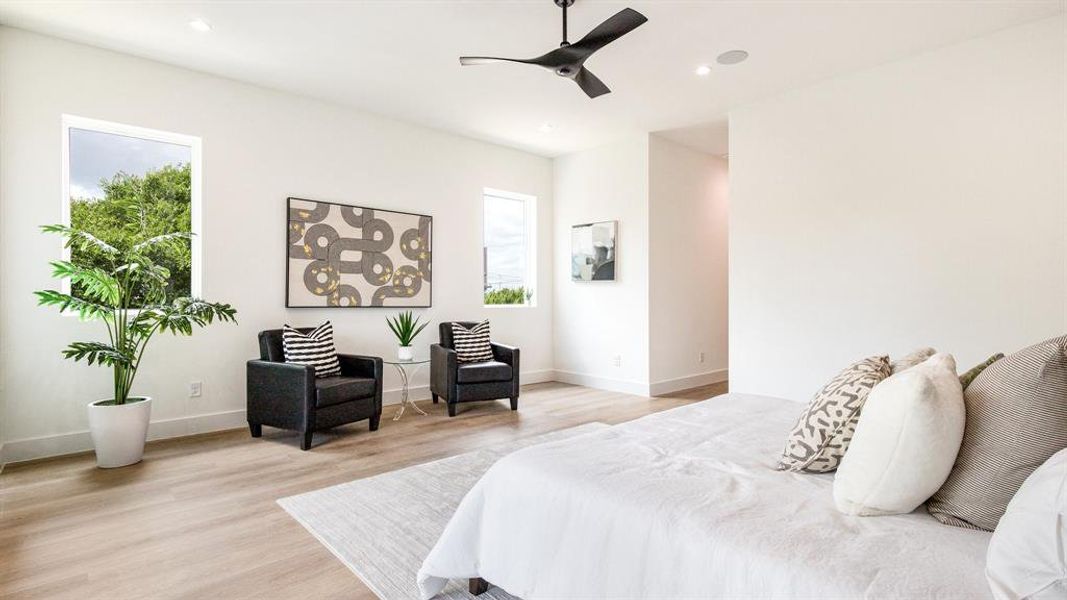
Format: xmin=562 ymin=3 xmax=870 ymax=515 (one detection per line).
xmin=482 ymin=187 xmax=537 ymax=308
xmin=60 ymin=114 xmax=203 ymax=301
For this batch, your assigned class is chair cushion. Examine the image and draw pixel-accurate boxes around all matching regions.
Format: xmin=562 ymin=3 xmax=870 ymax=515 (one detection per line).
xmin=456 ymin=360 xmax=513 ymax=384
xmin=315 ymin=376 xmax=376 ymax=407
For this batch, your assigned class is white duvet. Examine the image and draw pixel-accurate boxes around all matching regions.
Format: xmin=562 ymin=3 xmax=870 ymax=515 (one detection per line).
xmin=417 ymin=393 xmax=992 ymax=599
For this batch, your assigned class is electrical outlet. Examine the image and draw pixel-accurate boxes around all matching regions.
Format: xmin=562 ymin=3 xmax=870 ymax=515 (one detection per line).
xmin=698 ymin=352 xmax=705 ymax=364
xmin=189 ymin=381 xmax=202 ymax=398
xmin=611 ymin=355 xmax=621 ymax=367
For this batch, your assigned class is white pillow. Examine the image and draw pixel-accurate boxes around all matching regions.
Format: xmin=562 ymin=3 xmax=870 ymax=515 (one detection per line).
xmin=834 ymin=353 xmax=965 ymax=516
xmin=986 ymin=448 xmax=1067 ymax=600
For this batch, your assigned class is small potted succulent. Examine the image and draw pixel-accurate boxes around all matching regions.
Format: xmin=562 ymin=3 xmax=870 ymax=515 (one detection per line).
xmin=386 ymin=310 xmax=428 ymax=361
xmin=36 ymin=217 xmax=236 ymax=468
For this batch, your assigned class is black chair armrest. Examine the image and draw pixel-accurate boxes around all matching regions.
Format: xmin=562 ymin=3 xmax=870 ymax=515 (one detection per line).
xmin=337 ymin=354 xmax=381 ymax=380
xmin=247 ymin=360 xmax=314 ymax=398
xmin=246 ymin=360 xmax=315 ymax=429
xmin=491 ymin=343 xmax=518 ymax=366
xmin=431 ymin=343 xmax=457 ymax=397
xmin=491 ymin=344 xmax=520 ymax=398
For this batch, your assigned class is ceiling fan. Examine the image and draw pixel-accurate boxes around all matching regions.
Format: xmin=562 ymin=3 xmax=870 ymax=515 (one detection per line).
xmin=459 ymin=0 xmax=648 ymax=99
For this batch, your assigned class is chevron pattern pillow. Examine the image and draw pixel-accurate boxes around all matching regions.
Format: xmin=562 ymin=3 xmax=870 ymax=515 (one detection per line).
xmin=778 ymin=355 xmax=892 ymax=473
xmin=282 ymin=321 xmax=341 ymax=377
xmin=451 ymin=320 xmax=493 ymax=363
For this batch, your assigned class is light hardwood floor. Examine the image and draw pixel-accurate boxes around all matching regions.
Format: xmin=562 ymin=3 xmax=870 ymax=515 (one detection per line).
xmin=0 ymin=381 xmax=726 ymax=599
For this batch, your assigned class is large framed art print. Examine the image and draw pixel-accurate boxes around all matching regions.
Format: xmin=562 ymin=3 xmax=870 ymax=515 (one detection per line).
xmin=286 ymin=197 xmax=432 ymax=307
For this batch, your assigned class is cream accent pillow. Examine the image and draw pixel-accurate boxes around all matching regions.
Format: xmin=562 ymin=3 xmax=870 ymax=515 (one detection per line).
xmin=890 ymin=347 xmax=936 ymax=374
xmin=834 ymin=353 xmax=965 ymax=516
xmin=986 ymin=448 xmax=1067 ymax=600
xmin=778 ymin=355 xmax=891 ymax=473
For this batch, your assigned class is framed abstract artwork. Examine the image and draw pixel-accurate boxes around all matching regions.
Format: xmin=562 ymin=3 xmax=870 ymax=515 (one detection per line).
xmin=286 ymin=197 xmax=432 ymax=307
xmin=571 ymin=220 xmax=617 ymax=281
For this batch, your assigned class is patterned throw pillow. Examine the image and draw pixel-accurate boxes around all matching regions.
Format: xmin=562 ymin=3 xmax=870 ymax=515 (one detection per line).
xmin=958 ymin=353 xmax=1003 ymax=390
xmin=451 ymin=321 xmax=493 ymax=363
xmin=928 ymin=335 xmax=1067 ymax=531
xmin=282 ymin=322 xmax=341 ymax=377
xmin=778 ymin=355 xmax=892 ymax=473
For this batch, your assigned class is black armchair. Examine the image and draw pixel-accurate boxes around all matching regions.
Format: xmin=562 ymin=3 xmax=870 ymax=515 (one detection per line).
xmin=247 ymin=328 xmax=383 ymax=450
xmin=430 ymin=321 xmax=520 ymax=417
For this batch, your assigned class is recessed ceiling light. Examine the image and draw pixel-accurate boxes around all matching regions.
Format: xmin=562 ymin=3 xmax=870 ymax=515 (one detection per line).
xmin=716 ymin=50 xmax=748 ymax=65
xmin=188 ymin=18 xmax=212 ymax=33
xmin=539 ymin=122 xmax=554 ymax=133
xmin=695 ymin=65 xmax=712 ymax=76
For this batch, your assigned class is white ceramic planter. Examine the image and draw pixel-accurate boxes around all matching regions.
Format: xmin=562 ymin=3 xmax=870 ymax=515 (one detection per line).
xmin=87 ymin=396 xmax=152 ymax=468
xmin=398 ymin=345 xmax=414 ymax=361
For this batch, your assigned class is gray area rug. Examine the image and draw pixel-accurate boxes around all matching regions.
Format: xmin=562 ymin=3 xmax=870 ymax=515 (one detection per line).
xmin=278 ymin=423 xmax=609 ymax=600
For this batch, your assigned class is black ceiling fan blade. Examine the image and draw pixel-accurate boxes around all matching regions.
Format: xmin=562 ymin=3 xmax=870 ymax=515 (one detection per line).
xmin=569 ymin=8 xmax=648 ymax=57
xmin=460 ymin=56 xmax=539 ymax=66
xmin=574 ymin=67 xmax=611 ymax=98
xmin=462 ymin=48 xmax=575 ymax=69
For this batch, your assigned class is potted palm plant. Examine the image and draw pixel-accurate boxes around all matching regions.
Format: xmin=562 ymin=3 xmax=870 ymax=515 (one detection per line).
xmin=35 ymin=221 xmax=236 ymax=468
xmin=386 ymin=310 xmax=428 ymax=361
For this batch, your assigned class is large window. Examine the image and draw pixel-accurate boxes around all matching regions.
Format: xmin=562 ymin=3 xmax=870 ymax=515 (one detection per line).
xmin=483 ymin=188 xmax=536 ymax=306
xmin=62 ymin=115 xmax=201 ymax=305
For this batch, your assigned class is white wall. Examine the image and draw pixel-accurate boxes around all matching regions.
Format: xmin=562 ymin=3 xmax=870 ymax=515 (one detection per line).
xmin=553 ymin=136 xmax=651 ymax=394
xmin=648 ymin=135 xmax=729 ymax=394
xmin=729 ymin=15 xmax=1065 ymax=401
xmin=553 ymin=134 xmax=730 ymax=396
xmin=0 ymin=28 xmax=554 ymax=462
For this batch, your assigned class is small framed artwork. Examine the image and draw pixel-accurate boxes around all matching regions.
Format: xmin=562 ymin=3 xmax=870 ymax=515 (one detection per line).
xmin=286 ymin=197 xmax=432 ymax=307
xmin=571 ymin=220 xmax=617 ymax=281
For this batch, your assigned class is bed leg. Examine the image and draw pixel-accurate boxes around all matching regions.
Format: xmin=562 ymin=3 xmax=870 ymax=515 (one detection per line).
xmin=469 ymin=577 xmax=490 ymax=595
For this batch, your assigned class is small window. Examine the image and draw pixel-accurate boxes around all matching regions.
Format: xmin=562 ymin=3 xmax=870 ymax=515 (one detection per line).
xmin=62 ymin=115 xmax=201 ymax=306
xmin=483 ymin=188 xmax=536 ymax=307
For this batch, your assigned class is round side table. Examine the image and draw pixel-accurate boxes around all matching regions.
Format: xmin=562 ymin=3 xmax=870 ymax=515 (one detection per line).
xmin=382 ymin=357 xmax=430 ymax=420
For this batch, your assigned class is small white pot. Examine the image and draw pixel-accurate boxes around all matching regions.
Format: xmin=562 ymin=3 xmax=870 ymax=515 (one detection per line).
xmin=87 ymin=396 xmax=152 ymax=468
xmin=397 ymin=345 xmax=414 ymax=361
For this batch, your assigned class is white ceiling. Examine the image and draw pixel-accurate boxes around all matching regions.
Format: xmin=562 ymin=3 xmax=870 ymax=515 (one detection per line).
xmin=0 ymin=1 xmax=1061 ymax=157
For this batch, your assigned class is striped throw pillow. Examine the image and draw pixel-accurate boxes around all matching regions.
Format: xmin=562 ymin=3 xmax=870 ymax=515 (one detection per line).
xmin=451 ymin=321 xmax=493 ymax=363
xmin=282 ymin=322 xmax=341 ymax=377
xmin=927 ymin=335 xmax=1067 ymax=531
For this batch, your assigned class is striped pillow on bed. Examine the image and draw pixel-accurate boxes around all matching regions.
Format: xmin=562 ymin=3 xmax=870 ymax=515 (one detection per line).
xmin=283 ymin=321 xmax=342 ymax=377
xmin=451 ymin=321 xmax=493 ymax=363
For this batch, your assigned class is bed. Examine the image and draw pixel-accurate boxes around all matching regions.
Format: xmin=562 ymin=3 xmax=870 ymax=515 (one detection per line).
xmin=417 ymin=393 xmax=993 ymax=599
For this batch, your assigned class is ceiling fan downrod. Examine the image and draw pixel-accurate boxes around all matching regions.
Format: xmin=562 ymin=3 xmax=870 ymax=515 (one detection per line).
xmin=555 ymin=0 xmax=575 ymax=46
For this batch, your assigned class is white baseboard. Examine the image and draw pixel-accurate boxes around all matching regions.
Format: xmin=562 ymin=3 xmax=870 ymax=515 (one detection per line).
xmin=0 ymin=408 xmax=248 ymax=465
xmin=1 ymin=368 xmax=560 ymax=466
xmin=648 ymin=368 xmax=729 ymax=396
xmin=519 ymin=369 xmax=557 ymax=385
xmin=552 ymin=370 xmax=652 ymax=396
